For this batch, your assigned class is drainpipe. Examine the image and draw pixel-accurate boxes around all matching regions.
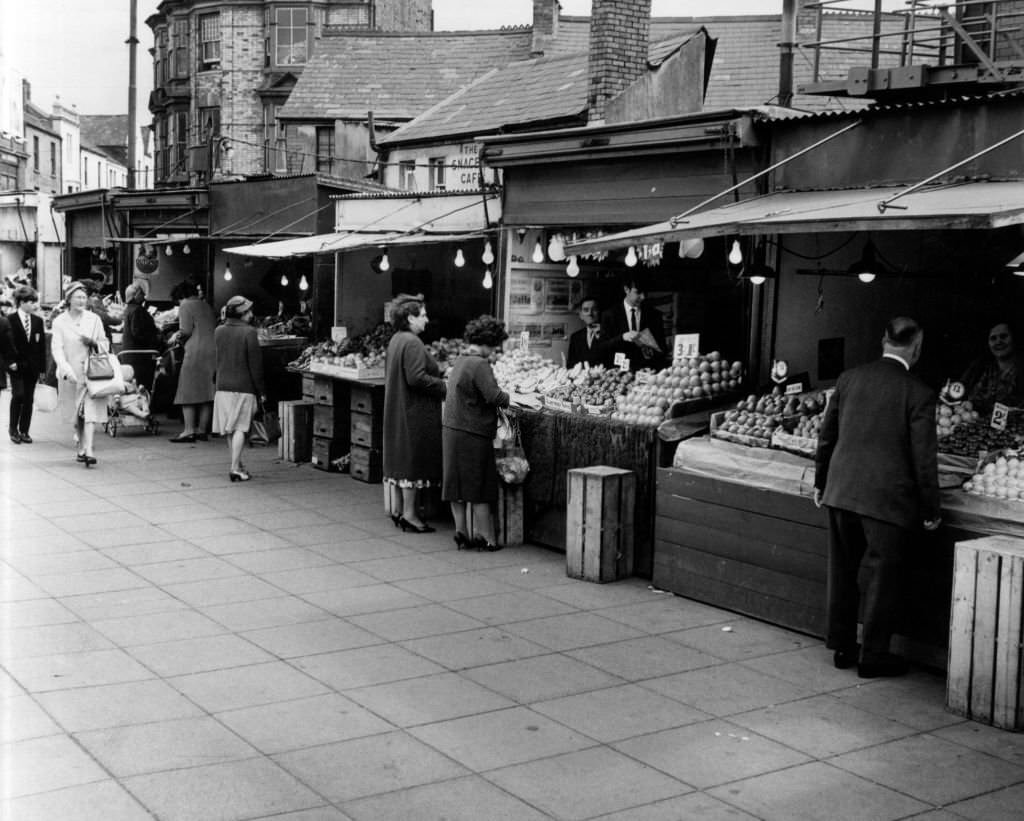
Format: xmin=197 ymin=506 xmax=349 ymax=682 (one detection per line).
xmin=779 ymin=0 xmax=798 ymax=107
xmin=128 ymin=0 xmax=138 ymax=189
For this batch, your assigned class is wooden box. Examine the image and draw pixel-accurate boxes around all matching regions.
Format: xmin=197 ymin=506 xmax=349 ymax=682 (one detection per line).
xmin=311 ymin=436 xmax=345 ymax=472
xmin=312 ymin=376 xmax=347 ymax=407
xmin=302 ymin=373 xmax=316 ymax=401
xmin=277 ymin=400 xmax=314 ymax=463
xmin=350 ymin=384 xmax=384 ymax=416
xmin=948 ymin=536 xmax=1024 ymax=730
xmin=566 ymin=466 xmax=635 ymax=582
xmin=350 ymin=444 xmax=383 ymax=483
xmin=466 ymin=483 xmax=525 ymax=546
xmin=313 ymin=404 xmax=350 ymax=441
xmin=350 ymin=411 xmax=383 ymax=448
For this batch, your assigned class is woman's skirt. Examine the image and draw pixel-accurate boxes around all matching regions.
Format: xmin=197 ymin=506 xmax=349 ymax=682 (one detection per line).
xmin=212 ymin=391 xmax=256 ymax=434
xmin=442 ymin=427 xmax=499 ymax=503
xmin=58 ymin=380 xmax=107 ymax=425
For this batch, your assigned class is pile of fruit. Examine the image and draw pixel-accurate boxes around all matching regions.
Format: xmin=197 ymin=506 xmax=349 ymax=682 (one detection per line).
xmin=937 ymin=415 xmax=1024 ymax=457
xmin=936 ymin=400 xmax=981 ymax=439
xmin=425 ymin=338 xmax=466 ymax=372
xmin=962 ymin=452 xmax=1024 ymax=501
xmin=291 ymin=322 xmax=396 ymax=371
xmin=337 ymin=351 xmax=385 ymax=371
xmin=543 ymin=364 xmax=633 ymax=411
xmin=493 ymin=350 xmax=565 ymax=394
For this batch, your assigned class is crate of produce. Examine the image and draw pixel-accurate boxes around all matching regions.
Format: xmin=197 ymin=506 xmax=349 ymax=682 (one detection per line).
xmin=566 ymin=466 xmax=635 ymax=582
xmin=544 ymin=397 xmax=577 ymax=414
xmin=278 ymin=400 xmax=314 ymax=463
xmin=709 ymin=410 xmax=772 ymax=448
xmin=770 ymin=428 xmax=818 ymax=459
xmin=350 ymin=445 xmax=383 ymax=483
xmin=948 ymin=536 xmax=1024 ymax=730
xmin=310 ymin=360 xmax=385 ymax=381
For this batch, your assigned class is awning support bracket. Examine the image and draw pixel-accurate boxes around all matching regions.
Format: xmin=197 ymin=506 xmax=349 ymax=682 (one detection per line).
xmin=877 ymin=125 xmax=1024 ymax=213
xmin=669 ymin=119 xmax=862 ymax=228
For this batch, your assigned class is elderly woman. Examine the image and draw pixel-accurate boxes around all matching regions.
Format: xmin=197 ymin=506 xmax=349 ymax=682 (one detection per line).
xmin=961 ymin=319 xmax=1024 ymax=414
xmin=169 ymin=278 xmax=217 ymax=443
xmin=442 ymin=315 xmax=510 ymax=551
xmin=121 ymin=282 xmax=163 ymax=352
xmin=383 ymin=296 xmax=446 ymax=533
xmin=214 ymin=295 xmax=266 ymax=482
xmin=50 ymin=280 xmax=109 ymax=467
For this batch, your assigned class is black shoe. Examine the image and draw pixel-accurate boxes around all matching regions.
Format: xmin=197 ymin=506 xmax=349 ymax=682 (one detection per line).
xmin=169 ymin=433 xmax=196 ymax=443
xmin=454 ymin=532 xmax=470 ymax=550
xmin=10 ymin=431 xmax=22 ymax=443
xmin=81 ymin=455 xmax=97 ymax=468
xmin=390 ymin=514 xmax=402 ymax=528
xmin=18 ymin=433 xmax=32 ymax=444
xmin=195 ymin=433 xmax=209 ymax=442
xmin=76 ymin=452 xmax=87 ymax=462
xmin=469 ymin=536 xmax=502 ymax=552
xmin=858 ymin=656 xmax=908 ymax=679
xmin=397 ymin=517 xmax=435 ymax=534
xmin=833 ymin=645 xmax=860 ymax=670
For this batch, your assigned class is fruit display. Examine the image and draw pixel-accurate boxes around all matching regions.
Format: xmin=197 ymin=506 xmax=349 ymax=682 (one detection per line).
xmin=962 ymin=452 xmax=1024 ymax=502
xmin=936 ymin=399 xmax=981 ymax=440
xmin=546 ymin=364 xmax=633 ymax=412
xmin=771 ymin=390 xmax=831 ymax=456
xmin=493 ymin=350 xmax=565 ymax=394
xmin=425 ymin=338 xmax=466 ymax=373
xmin=937 ymin=415 xmax=1024 ymax=457
xmin=290 ymin=322 xmax=396 ymax=371
xmin=712 ymin=392 xmax=786 ymax=444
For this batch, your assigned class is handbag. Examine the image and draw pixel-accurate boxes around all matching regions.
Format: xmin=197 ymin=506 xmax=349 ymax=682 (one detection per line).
xmin=494 ymin=409 xmax=530 ymax=485
xmin=86 ymin=354 xmax=126 ymax=399
xmin=34 ymin=383 xmax=59 ymax=413
xmin=250 ymin=400 xmax=281 ymax=446
xmin=86 ymin=350 xmax=115 ymax=380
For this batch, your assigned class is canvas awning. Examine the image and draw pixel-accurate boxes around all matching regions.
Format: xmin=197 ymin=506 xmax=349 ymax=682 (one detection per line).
xmin=564 ymin=180 xmax=1024 ymax=255
xmin=224 ymin=230 xmax=490 ymax=259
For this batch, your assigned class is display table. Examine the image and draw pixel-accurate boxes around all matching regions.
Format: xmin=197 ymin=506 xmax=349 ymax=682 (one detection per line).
xmin=509 ymin=408 xmax=658 ymax=577
xmin=654 ymin=437 xmax=1023 ymax=668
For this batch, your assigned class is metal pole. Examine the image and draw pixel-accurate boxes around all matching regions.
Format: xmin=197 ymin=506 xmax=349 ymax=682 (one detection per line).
xmin=127 ymin=0 xmax=139 ymax=190
xmin=779 ymin=0 xmax=798 ymax=108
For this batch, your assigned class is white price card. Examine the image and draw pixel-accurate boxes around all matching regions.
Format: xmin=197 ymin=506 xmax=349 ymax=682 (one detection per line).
xmin=614 ymin=352 xmax=630 ymax=371
xmin=785 ymin=382 xmax=803 ymax=396
xmin=991 ymin=402 xmax=1010 ymax=431
xmin=673 ymin=333 xmax=700 ymax=363
xmin=519 ymin=331 xmax=530 ymax=351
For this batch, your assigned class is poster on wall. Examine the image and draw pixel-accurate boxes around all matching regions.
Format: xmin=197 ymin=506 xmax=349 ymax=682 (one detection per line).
xmin=509 ymin=276 xmax=540 ymax=315
xmin=545 ymin=279 xmax=572 ymax=313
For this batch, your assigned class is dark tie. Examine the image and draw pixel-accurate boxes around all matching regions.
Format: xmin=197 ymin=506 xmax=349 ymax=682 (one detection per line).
xmin=23 ymin=314 xmax=30 ymax=338
xmin=629 ymin=308 xmax=637 ymax=333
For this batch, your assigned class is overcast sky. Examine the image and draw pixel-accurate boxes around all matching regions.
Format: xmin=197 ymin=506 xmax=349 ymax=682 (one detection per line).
xmin=0 ymin=0 xmax=902 ymax=115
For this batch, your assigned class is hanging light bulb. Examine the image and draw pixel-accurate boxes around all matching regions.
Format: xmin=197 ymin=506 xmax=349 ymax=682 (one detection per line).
xmin=98 ymin=248 xmax=107 ymax=261
xmin=165 ymin=244 xmax=173 ymax=256
xmin=379 ymin=252 xmax=390 ymax=272
xmin=857 ymin=272 xmax=876 ymax=284
xmin=566 ymin=256 xmax=580 ymax=278
xmin=280 ymin=273 xmax=289 ymax=286
xmin=454 ymin=247 xmax=465 ymax=268
xmin=482 ymin=241 xmax=495 ymax=266
xmin=624 ymin=246 xmax=638 ymax=267
xmin=547 ymin=234 xmax=565 ymax=262
xmin=681 ymin=238 xmax=705 ymax=259
xmin=728 ymin=240 xmax=743 ymax=266
xmin=482 ymin=267 xmax=493 ymax=289
xmin=182 ymin=243 xmax=191 ymax=255
xmin=299 ymin=274 xmax=309 ymax=291
xmin=748 ymin=274 xmax=766 ymax=286
xmin=532 ymin=239 xmax=545 ymax=264
xmin=223 ymin=263 xmax=232 ymax=281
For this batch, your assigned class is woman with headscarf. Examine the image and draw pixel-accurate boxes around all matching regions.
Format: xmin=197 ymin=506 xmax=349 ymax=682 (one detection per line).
xmin=50 ymin=280 xmax=110 ymax=466
xmin=213 ymin=295 xmax=266 ymax=482
xmin=382 ymin=296 xmax=446 ymax=532
xmin=442 ymin=315 xmax=510 ymax=551
xmin=169 ymin=278 xmax=217 ymax=442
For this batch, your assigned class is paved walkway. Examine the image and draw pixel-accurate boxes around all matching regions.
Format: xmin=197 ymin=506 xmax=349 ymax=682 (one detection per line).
xmin=3 ymin=407 xmax=1024 ymax=820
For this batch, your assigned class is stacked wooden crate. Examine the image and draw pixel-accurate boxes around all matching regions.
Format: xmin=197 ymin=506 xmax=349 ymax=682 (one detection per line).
xmin=277 ymin=400 xmax=314 ymax=462
xmin=310 ymin=376 xmax=350 ymax=471
xmin=349 ymin=383 xmax=384 ymax=482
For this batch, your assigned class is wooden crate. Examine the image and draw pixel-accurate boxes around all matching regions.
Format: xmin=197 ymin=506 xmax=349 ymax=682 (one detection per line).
xmin=277 ymin=400 xmax=314 ymax=463
xmin=313 ymin=404 xmax=350 ymax=441
xmin=350 ymin=445 xmax=383 ymax=483
xmin=311 ymin=436 xmax=345 ymax=472
xmin=466 ymin=483 xmax=525 ymax=546
xmin=350 ymin=411 xmax=383 ymax=448
xmin=566 ymin=466 xmax=635 ymax=582
xmin=948 ymin=536 xmax=1024 ymax=730
xmin=312 ymin=376 xmax=347 ymax=407
xmin=350 ymin=383 xmax=384 ymax=415
xmin=301 ymin=373 xmax=316 ymax=401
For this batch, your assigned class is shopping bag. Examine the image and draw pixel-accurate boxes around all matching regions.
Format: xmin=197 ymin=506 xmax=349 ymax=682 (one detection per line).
xmin=494 ymin=410 xmax=529 ymax=485
xmin=250 ymin=403 xmax=281 ymax=446
xmin=495 ymin=407 xmax=515 ymax=443
xmin=85 ymin=350 xmax=115 ymax=380
xmin=34 ymin=383 xmax=59 ymax=413
xmin=86 ymin=354 xmax=126 ymax=398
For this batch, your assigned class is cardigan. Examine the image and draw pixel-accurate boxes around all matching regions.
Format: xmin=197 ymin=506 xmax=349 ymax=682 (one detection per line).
xmin=214 ymin=319 xmax=266 ymax=396
xmin=442 ymin=352 xmax=509 ymax=439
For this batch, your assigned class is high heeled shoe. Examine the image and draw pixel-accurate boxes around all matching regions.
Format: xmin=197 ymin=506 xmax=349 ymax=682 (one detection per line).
xmin=81 ymin=455 xmax=97 ymax=468
xmin=470 ymin=536 xmax=501 ymax=552
xmin=453 ymin=532 xmax=470 ymax=550
xmin=398 ymin=517 xmax=435 ymax=534
xmin=229 ymin=469 xmax=251 ymax=482
xmin=169 ymin=433 xmax=196 ymax=444
xmin=390 ymin=514 xmax=402 ymax=528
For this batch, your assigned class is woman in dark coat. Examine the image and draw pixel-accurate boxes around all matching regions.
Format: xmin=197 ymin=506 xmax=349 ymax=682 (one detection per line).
xmin=169 ymin=278 xmax=217 ymax=442
xmin=121 ymin=282 xmax=163 ymax=352
xmin=383 ymin=297 xmax=446 ymax=532
xmin=442 ymin=315 xmax=510 ymax=551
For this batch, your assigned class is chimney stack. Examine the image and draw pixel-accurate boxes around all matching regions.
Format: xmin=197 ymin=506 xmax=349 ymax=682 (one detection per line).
xmin=22 ymin=78 xmax=31 ymax=103
xmin=531 ymin=0 xmax=560 ymax=56
xmin=587 ymin=0 xmax=652 ymax=124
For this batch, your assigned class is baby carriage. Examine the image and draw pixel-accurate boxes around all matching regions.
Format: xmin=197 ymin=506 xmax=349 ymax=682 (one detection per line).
xmin=104 ymin=350 xmax=162 ymax=437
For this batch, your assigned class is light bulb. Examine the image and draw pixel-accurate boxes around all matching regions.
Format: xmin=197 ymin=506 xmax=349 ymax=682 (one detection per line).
xmin=454 ymin=248 xmax=465 ymax=268
xmin=482 ymin=241 xmax=495 ymax=266
xmin=379 ymin=252 xmax=390 ymax=272
xmin=749 ymin=274 xmax=766 ymax=285
xmin=548 ymin=234 xmax=565 ymax=262
xmin=532 ymin=240 xmax=544 ymax=264
xmin=182 ymin=243 xmax=191 ymax=255
xmin=482 ymin=267 xmax=493 ymax=289
xmin=682 ymin=238 xmax=705 ymax=259
xmin=625 ymin=246 xmax=638 ymax=267
xmin=98 ymin=248 xmax=107 ymax=261
xmin=728 ymin=240 xmax=743 ymax=265
xmin=299 ymin=275 xmax=309 ymax=291
xmin=566 ymin=256 xmax=580 ymax=278
xmin=223 ymin=264 xmax=232 ymax=281
xmin=857 ymin=272 xmax=876 ymax=283
xmin=280 ymin=274 xmax=289 ymax=286
xmin=165 ymin=245 xmax=173 ymax=256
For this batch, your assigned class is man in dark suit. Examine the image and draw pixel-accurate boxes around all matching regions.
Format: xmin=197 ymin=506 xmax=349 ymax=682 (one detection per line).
xmin=598 ymin=276 xmax=668 ymax=371
xmin=566 ymin=296 xmax=605 ymax=368
xmin=814 ymin=317 xmax=940 ymax=678
xmin=7 ymin=286 xmax=47 ymax=444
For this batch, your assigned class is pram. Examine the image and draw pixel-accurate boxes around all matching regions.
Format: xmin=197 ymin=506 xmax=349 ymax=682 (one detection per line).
xmin=104 ymin=350 xmax=162 ymax=437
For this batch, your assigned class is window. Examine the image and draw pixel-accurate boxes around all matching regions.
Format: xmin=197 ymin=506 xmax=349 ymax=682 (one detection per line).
xmin=198 ymin=106 xmax=220 ymax=141
xmin=399 ymin=160 xmax=417 ymax=191
xmin=329 ymin=3 xmax=371 ymax=28
xmin=315 ymin=126 xmax=334 ymax=173
xmin=263 ymin=103 xmax=288 ymax=172
xmin=199 ymin=13 xmax=220 ymax=68
xmin=428 ymin=157 xmax=446 ymax=190
xmin=275 ymin=7 xmax=309 ymax=65
xmin=32 ymin=136 xmax=39 ymax=171
xmin=173 ymin=110 xmax=189 ymax=174
xmin=156 ymin=27 xmax=168 ymax=86
xmin=50 ymin=142 xmax=56 ymax=175
xmin=171 ymin=18 xmax=189 ymax=78
xmin=83 ymin=157 xmax=88 ymax=187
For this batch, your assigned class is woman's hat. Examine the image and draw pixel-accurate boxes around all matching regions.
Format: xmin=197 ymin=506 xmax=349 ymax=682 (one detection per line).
xmin=64 ymin=280 xmax=88 ymax=299
xmin=225 ymin=295 xmax=253 ymax=314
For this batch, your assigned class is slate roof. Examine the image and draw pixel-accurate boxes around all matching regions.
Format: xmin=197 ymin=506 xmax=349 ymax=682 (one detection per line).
xmin=81 ymin=115 xmax=128 ymax=150
xmin=278 ymin=30 xmax=536 ymax=121
xmin=378 ymin=31 xmax=702 ymax=147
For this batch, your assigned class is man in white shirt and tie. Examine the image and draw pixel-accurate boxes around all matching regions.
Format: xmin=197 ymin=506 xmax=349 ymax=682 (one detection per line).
xmin=598 ymin=276 xmax=668 ymax=372
xmin=566 ymin=297 xmax=605 ymax=368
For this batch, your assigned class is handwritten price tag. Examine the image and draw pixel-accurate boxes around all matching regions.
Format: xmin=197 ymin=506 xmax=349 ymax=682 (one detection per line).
xmin=991 ymin=402 xmax=1010 ymax=431
xmin=673 ymin=333 xmax=700 ymax=363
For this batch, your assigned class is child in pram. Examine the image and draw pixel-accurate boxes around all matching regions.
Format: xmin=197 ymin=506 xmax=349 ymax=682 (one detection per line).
xmin=106 ymin=362 xmax=159 ymax=436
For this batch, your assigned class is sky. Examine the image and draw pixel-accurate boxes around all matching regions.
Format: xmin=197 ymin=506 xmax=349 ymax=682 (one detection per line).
xmin=0 ymin=0 xmax=905 ymax=115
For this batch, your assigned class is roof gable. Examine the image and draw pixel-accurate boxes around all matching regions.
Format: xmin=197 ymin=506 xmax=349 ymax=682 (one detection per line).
xmin=81 ymin=115 xmax=129 ymax=149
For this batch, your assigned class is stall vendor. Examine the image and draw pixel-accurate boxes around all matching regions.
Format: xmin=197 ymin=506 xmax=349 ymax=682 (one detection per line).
xmin=566 ymin=296 xmax=605 ymax=369
xmin=598 ymin=276 xmax=667 ymax=371
xmin=960 ymin=319 xmax=1024 ymax=414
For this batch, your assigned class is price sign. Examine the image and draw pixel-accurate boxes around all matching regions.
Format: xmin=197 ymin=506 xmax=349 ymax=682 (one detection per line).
xmin=634 ymin=370 xmax=653 ymax=386
xmin=519 ymin=331 xmax=530 ymax=351
xmin=673 ymin=333 xmax=700 ymax=363
xmin=991 ymin=402 xmax=1010 ymax=431
xmin=785 ymin=382 xmax=803 ymax=396
xmin=614 ymin=352 xmax=630 ymax=371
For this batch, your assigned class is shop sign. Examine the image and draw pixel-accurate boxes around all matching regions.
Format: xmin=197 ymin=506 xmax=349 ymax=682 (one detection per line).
xmin=991 ymin=402 xmax=1010 ymax=431
xmin=672 ymin=333 xmax=700 ymax=363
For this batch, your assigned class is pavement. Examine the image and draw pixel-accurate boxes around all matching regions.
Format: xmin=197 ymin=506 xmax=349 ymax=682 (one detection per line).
xmin=3 ymin=407 xmax=1024 ymax=821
